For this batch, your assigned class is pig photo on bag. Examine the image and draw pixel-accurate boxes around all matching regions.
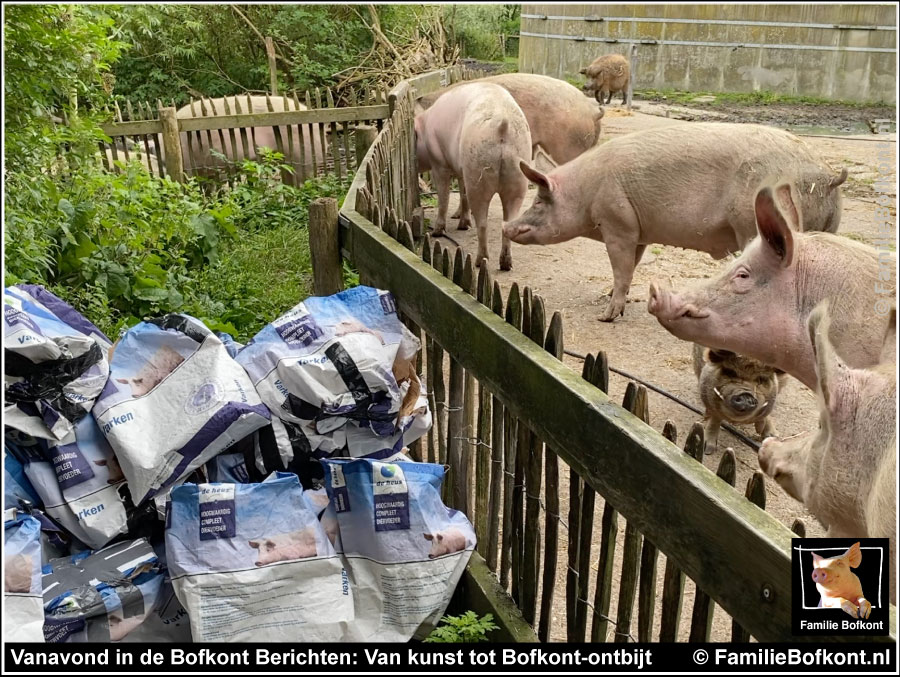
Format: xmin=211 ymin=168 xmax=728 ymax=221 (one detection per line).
xmin=792 ymin=537 xmax=891 ymax=636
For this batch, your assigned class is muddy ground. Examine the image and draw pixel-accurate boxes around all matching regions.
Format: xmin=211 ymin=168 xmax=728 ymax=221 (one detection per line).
xmin=421 ymin=101 xmax=896 ymax=641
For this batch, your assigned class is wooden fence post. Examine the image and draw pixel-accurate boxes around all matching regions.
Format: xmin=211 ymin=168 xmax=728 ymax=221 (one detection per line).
xmin=309 ymin=197 xmax=344 ymax=296
xmin=158 ymin=106 xmax=184 ymax=183
xmin=266 ymin=36 xmax=278 ymax=95
xmin=355 ymin=125 xmax=378 ymax=167
xmin=626 ymin=43 xmax=638 ymax=111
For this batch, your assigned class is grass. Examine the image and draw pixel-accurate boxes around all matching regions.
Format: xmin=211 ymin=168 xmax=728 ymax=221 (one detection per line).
xmin=635 ymin=88 xmax=894 ymax=108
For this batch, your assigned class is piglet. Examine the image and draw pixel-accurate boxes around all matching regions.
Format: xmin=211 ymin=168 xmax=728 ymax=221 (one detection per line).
xmin=423 ymin=528 xmax=470 ymax=559
xmin=116 ymin=345 xmax=184 ymax=397
xmin=809 ymin=543 xmax=872 ymax=618
xmin=250 ymin=528 xmax=318 ymax=566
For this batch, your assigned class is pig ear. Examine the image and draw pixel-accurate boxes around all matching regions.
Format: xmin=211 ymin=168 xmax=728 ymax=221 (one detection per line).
xmin=520 ymin=161 xmax=553 ymax=194
xmin=808 ymin=301 xmax=844 ymax=409
xmin=533 ymin=146 xmax=558 ymax=174
xmin=436 ymin=533 xmax=444 ymax=542
xmin=579 ymin=67 xmax=587 ymax=75
xmin=773 ymin=183 xmax=801 ymax=232
xmin=707 ymin=349 xmax=734 ymax=363
xmin=423 ymin=533 xmax=433 ymax=541
xmin=844 ymin=542 xmax=862 ymax=567
xmin=248 ymin=540 xmax=259 ymax=548
xmin=811 ymin=552 xmax=823 ymax=566
xmin=754 ymin=185 xmax=795 ymax=268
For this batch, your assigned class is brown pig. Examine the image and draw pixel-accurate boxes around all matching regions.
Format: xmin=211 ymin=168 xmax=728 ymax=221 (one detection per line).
xmin=416 ymin=73 xmax=604 ymax=166
xmin=506 ymin=123 xmax=847 ymax=321
xmin=758 ymin=304 xmax=896 ymax=601
xmin=580 ymin=53 xmax=630 ymax=105
xmin=649 ymin=182 xmax=894 ymax=389
xmin=415 ymin=82 xmax=532 ymax=270
xmin=693 ymin=344 xmax=786 ymax=455
xmin=807 ymin=543 xmax=874 ymax=618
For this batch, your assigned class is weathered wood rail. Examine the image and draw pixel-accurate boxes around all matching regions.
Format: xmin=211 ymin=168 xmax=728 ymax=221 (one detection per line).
xmin=329 ymin=66 xmax=896 ymax=643
xmin=95 ymin=86 xmax=390 ymax=185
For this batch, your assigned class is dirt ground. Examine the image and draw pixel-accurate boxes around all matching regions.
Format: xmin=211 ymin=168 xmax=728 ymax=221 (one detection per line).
xmin=422 ymin=101 xmax=897 ymax=641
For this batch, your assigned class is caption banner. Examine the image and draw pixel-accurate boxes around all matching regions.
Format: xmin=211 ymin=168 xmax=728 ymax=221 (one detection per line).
xmin=4 ymin=644 xmax=897 ymax=673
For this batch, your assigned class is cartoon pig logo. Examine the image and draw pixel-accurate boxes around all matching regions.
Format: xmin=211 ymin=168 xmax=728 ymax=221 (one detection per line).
xmin=811 ymin=542 xmax=872 ymax=619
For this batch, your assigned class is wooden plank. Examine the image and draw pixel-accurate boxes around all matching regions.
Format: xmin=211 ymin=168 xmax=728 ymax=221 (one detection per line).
xmin=511 ymin=288 xmax=532 ymax=606
xmin=326 ymin=88 xmax=343 ymax=180
xmin=169 ymin=104 xmax=392 ymax=132
xmin=499 ymin=283 xmax=521 ymax=590
xmin=232 ymin=96 xmax=252 ymax=166
xmin=282 ymin=94 xmax=296 ymax=185
xmin=731 ymin=470 xmax=768 ymax=643
xmin=614 ymin=520 xmax=642 ymax=643
xmin=447 ymin=248 xmax=467 ymax=512
xmin=636 ymin=395 xmax=660 ymax=643
xmin=293 ymin=91 xmax=309 ymax=180
xmin=100 ymin=120 xmax=163 ymax=137
xmin=222 ymin=97 xmax=241 ymax=170
xmin=315 ymin=88 xmax=328 ymax=176
xmin=474 ymin=266 xmax=492 ymax=556
xmin=690 ymin=449 xmax=737 ymax=642
xmin=522 ymin=295 xmax=546 ymax=625
xmin=338 ymin=209 xmax=896 ymax=642
xmin=538 ymin=311 xmax=563 ymax=642
xmin=486 ymin=279 xmax=505 ymax=573
xmin=460 ymin=254 xmax=476 ymax=516
xmin=265 ymin=94 xmax=291 ymax=184
xmin=567 ymin=355 xmax=591 ymax=642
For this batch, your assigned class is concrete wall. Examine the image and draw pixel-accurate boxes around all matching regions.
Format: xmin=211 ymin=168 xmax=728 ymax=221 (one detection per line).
xmin=519 ymin=4 xmax=897 ymax=103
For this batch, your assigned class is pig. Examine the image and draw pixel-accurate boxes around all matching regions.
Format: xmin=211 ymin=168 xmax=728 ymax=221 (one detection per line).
xmin=507 ymin=123 xmax=848 ymax=321
xmin=116 ymin=345 xmax=185 ymax=398
xmin=249 ymin=527 xmax=319 ymax=566
xmin=423 ymin=527 xmax=471 ymax=559
xmin=415 ymin=81 xmax=532 ymax=270
xmin=580 ymin=53 xmax=630 ymax=105
xmin=693 ymin=344 xmax=786 ymax=455
xmin=808 ymin=543 xmax=873 ymax=618
xmin=649 ymin=181 xmax=895 ymax=389
xmin=758 ymin=304 xmax=895 ymax=601
xmin=93 ymin=453 xmax=125 ymax=484
xmin=416 ymin=73 xmax=604 ymax=166
xmin=167 ymin=96 xmax=325 ymax=181
xmin=4 ymin=553 xmax=33 ymax=593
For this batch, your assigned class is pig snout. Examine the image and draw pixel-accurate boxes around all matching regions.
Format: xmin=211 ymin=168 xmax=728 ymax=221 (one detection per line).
xmin=728 ymin=392 xmax=758 ymax=413
xmin=647 ymin=282 xmax=709 ymax=323
xmin=811 ymin=568 xmax=830 ymax=585
xmin=503 ymin=221 xmax=535 ymax=244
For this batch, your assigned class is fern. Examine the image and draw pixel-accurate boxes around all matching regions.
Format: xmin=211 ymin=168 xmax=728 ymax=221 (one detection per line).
xmin=423 ymin=611 xmax=499 ymax=643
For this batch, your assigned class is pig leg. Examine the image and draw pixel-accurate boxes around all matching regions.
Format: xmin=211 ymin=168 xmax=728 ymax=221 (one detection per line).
xmin=856 ymin=597 xmax=872 ymax=619
xmin=599 ymin=238 xmax=639 ymax=321
xmin=457 ymin=181 xmax=472 ymax=231
xmin=838 ymin=598 xmax=861 ymax=618
xmin=452 ymin=180 xmax=467 ymax=221
xmin=431 ymin=168 xmax=452 ymax=236
xmin=634 ymin=245 xmax=647 ymax=267
xmin=467 ymin=188 xmax=493 ymax=268
xmin=755 ymin=417 xmax=777 ymax=440
xmin=703 ymin=416 xmax=722 ymax=456
xmin=499 ymin=186 xmax=527 ymax=272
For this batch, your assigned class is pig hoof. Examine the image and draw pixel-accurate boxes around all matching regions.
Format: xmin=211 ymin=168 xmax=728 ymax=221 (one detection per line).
xmin=704 ymin=442 xmax=717 ymax=456
xmin=841 ymin=600 xmax=859 ymax=618
xmin=457 ymin=217 xmax=471 ymax=231
xmin=499 ymin=255 xmax=512 ymax=271
xmin=599 ymin=302 xmax=624 ymax=322
xmin=858 ymin=598 xmax=872 ymax=619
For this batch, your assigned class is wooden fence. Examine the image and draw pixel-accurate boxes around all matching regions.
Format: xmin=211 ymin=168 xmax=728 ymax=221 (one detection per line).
xmin=333 ymin=66 xmax=897 ymax=643
xmin=95 ymin=86 xmax=390 ymax=185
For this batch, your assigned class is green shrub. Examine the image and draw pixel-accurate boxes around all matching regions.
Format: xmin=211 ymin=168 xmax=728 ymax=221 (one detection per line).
xmin=424 ymin=612 xmax=499 ymax=643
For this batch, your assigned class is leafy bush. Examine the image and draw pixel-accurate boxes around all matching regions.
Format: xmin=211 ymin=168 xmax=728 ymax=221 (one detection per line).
xmin=423 ymin=611 xmax=499 ymax=643
xmin=5 ymin=151 xmax=349 ymax=341
xmin=447 ymin=5 xmax=520 ymax=61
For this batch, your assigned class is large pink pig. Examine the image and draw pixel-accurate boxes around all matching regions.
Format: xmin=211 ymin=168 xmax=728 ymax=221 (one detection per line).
xmin=415 ymin=81 xmax=532 ymax=270
xmin=504 ymin=123 xmax=847 ymax=321
xmin=648 ymin=182 xmax=895 ymax=390
xmin=758 ymin=304 xmax=895 ymax=601
xmin=808 ymin=543 xmax=874 ymax=618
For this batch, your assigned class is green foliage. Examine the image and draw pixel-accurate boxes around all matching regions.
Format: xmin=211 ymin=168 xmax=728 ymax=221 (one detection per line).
xmin=423 ymin=612 xmax=499 ymax=643
xmin=447 ymin=5 xmax=520 ymax=61
xmin=636 ymin=88 xmax=888 ymax=108
xmin=5 ymin=149 xmax=349 ymax=341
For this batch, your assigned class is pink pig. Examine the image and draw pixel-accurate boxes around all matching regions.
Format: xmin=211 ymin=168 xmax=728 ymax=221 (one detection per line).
xmin=424 ymin=528 xmax=471 ymax=559
xmin=810 ymin=543 xmax=873 ymax=619
xmin=4 ymin=553 xmax=33 ymax=593
xmin=249 ymin=528 xmax=318 ymax=566
xmin=116 ymin=345 xmax=184 ymax=397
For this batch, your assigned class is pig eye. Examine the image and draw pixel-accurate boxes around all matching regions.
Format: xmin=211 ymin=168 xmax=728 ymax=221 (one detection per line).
xmin=736 ymin=271 xmax=749 ymax=280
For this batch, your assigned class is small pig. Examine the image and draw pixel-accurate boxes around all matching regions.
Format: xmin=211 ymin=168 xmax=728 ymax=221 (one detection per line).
xmin=249 ymin=528 xmax=319 ymax=566
xmin=693 ymin=344 xmax=786 ymax=454
xmin=649 ymin=182 xmax=894 ymax=390
xmin=505 ymin=123 xmax=847 ymax=321
xmin=758 ymin=304 xmax=895 ymax=601
xmin=416 ymin=81 xmax=532 ymax=270
xmin=116 ymin=344 xmax=184 ymax=397
xmin=93 ymin=453 xmax=125 ymax=484
xmin=580 ymin=54 xmax=630 ymax=105
xmin=423 ymin=527 xmax=471 ymax=559
xmin=416 ymin=73 xmax=604 ymax=166
xmin=809 ymin=543 xmax=873 ymax=618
